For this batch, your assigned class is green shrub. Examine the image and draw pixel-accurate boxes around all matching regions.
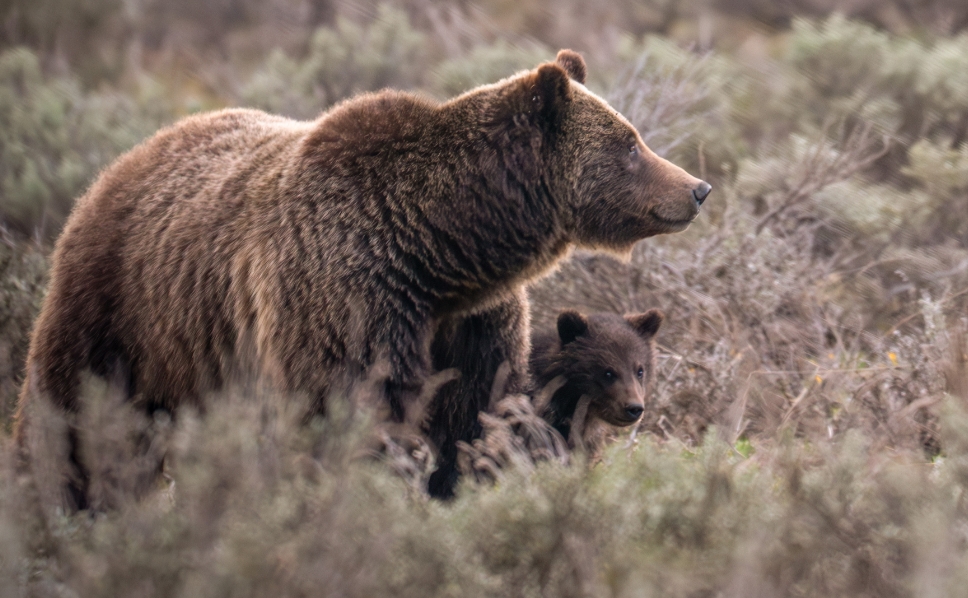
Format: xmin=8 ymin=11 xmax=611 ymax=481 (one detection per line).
xmin=0 ymin=47 xmax=171 ymax=240
xmin=431 ymin=39 xmax=551 ymax=97
xmin=241 ymin=4 xmax=427 ymax=119
xmin=901 ymin=140 xmax=968 ymax=245
xmin=904 ymin=140 xmax=968 ymax=195
xmin=0 ymin=243 xmax=47 ymax=428
xmin=783 ymin=17 xmax=968 ymax=154
xmin=236 ymin=48 xmax=313 ymax=119
xmin=0 ymin=0 xmax=128 ymax=86
xmin=7 ymin=385 xmax=968 ymax=596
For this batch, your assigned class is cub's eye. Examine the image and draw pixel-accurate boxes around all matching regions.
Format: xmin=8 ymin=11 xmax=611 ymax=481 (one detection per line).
xmin=603 ymin=369 xmax=616 ymax=382
xmin=629 ymin=144 xmax=639 ymax=157
xmin=637 ymin=367 xmax=644 ymax=379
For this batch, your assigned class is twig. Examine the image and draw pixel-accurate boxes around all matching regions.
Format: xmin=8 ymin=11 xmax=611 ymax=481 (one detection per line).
xmin=568 ymin=395 xmax=592 ymax=452
xmin=755 ymin=122 xmax=891 ymax=235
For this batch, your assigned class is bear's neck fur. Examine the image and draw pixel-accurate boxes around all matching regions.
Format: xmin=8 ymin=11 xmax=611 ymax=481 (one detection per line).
xmin=296 ymin=90 xmax=574 ymax=317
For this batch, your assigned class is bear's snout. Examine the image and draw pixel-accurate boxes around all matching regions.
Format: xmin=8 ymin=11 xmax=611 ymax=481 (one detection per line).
xmin=693 ymin=181 xmax=712 ymax=207
xmin=624 ymin=404 xmax=644 ymax=421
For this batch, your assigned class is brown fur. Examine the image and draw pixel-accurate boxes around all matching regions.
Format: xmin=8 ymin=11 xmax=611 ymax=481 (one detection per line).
xmin=15 ymin=49 xmax=708 ymax=507
xmin=531 ymin=310 xmax=663 ymax=448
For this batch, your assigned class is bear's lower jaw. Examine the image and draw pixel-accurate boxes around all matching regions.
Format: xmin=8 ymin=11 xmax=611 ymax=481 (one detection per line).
xmin=595 ymin=407 xmax=642 ymax=427
xmin=647 ymin=208 xmax=697 ymax=232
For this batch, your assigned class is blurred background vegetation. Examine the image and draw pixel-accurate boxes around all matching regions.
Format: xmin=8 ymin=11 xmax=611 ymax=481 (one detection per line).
xmin=2 ymin=0 xmax=968 ymax=595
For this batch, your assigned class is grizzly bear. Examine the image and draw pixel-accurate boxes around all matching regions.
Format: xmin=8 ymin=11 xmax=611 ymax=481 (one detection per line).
xmin=15 ymin=49 xmax=710 ymax=508
xmin=531 ymin=309 xmax=663 ymax=448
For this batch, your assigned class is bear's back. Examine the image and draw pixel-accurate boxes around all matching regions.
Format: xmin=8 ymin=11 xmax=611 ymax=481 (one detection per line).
xmin=29 ymin=109 xmax=315 ymax=407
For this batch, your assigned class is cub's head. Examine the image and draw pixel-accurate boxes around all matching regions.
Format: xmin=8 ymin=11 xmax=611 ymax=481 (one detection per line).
xmin=462 ymin=49 xmax=710 ymax=254
xmin=550 ymin=309 xmax=663 ymax=427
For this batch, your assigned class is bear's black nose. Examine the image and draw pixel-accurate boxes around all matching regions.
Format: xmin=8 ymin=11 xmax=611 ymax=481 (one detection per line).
xmin=625 ymin=405 xmax=644 ymax=420
xmin=693 ymin=181 xmax=712 ymax=206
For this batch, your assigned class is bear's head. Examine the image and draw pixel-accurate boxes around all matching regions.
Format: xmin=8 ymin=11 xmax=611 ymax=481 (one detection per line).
xmin=550 ymin=309 xmax=663 ymax=427
xmin=461 ymin=49 xmax=710 ymax=255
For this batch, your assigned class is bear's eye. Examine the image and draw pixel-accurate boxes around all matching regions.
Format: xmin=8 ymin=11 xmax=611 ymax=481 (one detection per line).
xmin=637 ymin=367 xmax=644 ymax=379
xmin=629 ymin=144 xmax=639 ymax=158
xmin=603 ymin=369 xmax=616 ymax=382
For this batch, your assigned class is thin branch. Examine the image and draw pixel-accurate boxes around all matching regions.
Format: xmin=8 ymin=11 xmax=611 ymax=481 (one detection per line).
xmin=755 ymin=123 xmax=892 ymax=236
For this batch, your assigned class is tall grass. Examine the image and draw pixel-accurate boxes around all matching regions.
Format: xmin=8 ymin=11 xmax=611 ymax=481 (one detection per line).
xmin=4 ymin=370 xmax=968 ymax=596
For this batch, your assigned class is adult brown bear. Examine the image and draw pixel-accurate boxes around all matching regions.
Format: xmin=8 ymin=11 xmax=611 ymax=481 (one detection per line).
xmin=15 ymin=50 xmax=710 ymax=506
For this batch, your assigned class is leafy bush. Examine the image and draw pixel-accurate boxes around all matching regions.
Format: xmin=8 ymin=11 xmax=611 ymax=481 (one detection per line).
xmin=0 ymin=47 xmax=171 ymax=240
xmin=0 ymin=242 xmax=46 ymax=429
xmin=782 ymin=17 xmax=968 ymax=164
xmin=6 ymin=375 xmax=968 ymax=596
xmin=0 ymin=0 xmax=128 ymax=85
xmin=241 ymin=4 xmax=427 ymax=119
xmin=901 ymin=139 xmax=968 ymax=246
xmin=431 ymin=39 xmax=551 ymax=97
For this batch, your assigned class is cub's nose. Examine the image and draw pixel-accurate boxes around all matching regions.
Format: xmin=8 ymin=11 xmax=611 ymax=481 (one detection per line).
xmin=624 ymin=404 xmax=644 ymax=420
xmin=692 ymin=181 xmax=712 ymax=206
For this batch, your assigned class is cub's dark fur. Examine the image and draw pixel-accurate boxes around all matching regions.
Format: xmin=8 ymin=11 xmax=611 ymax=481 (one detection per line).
xmin=531 ymin=310 xmax=663 ymax=445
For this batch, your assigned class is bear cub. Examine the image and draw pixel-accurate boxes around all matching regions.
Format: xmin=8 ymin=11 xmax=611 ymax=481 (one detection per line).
xmin=530 ymin=309 xmax=663 ymax=447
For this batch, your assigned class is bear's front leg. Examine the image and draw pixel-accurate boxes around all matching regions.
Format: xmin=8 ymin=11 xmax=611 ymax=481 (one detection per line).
xmin=426 ymin=289 xmax=531 ymax=498
xmin=368 ymin=300 xmax=439 ymax=425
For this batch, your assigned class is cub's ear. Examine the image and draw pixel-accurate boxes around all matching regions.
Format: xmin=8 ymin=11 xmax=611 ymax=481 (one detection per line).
xmin=626 ymin=309 xmax=663 ymax=339
xmin=555 ymin=49 xmax=586 ymax=85
xmin=557 ymin=310 xmax=589 ymax=345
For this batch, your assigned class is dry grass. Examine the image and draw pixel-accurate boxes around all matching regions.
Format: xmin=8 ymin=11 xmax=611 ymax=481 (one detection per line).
xmin=4 ymin=369 xmax=968 ymax=596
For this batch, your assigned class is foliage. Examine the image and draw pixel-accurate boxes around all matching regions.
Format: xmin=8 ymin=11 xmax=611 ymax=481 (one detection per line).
xmin=783 ymin=16 xmax=968 ymax=157
xmin=431 ymin=39 xmax=551 ymax=97
xmin=0 ymin=0 xmax=128 ymax=85
xmin=0 ymin=242 xmax=46 ymax=428
xmin=241 ymin=4 xmax=427 ymax=119
xmin=5 ymin=381 xmax=968 ymax=596
xmin=0 ymin=47 xmax=172 ymax=240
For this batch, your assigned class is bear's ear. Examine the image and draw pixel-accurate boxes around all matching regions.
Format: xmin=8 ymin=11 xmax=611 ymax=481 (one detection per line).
xmin=487 ymin=62 xmax=571 ymax=176
xmin=626 ymin=309 xmax=663 ymax=339
xmin=557 ymin=310 xmax=589 ymax=345
xmin=528 ymin=62 xmax=572 ymax=130
xmin=555 ymin=49 xmax=586 ymax=85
